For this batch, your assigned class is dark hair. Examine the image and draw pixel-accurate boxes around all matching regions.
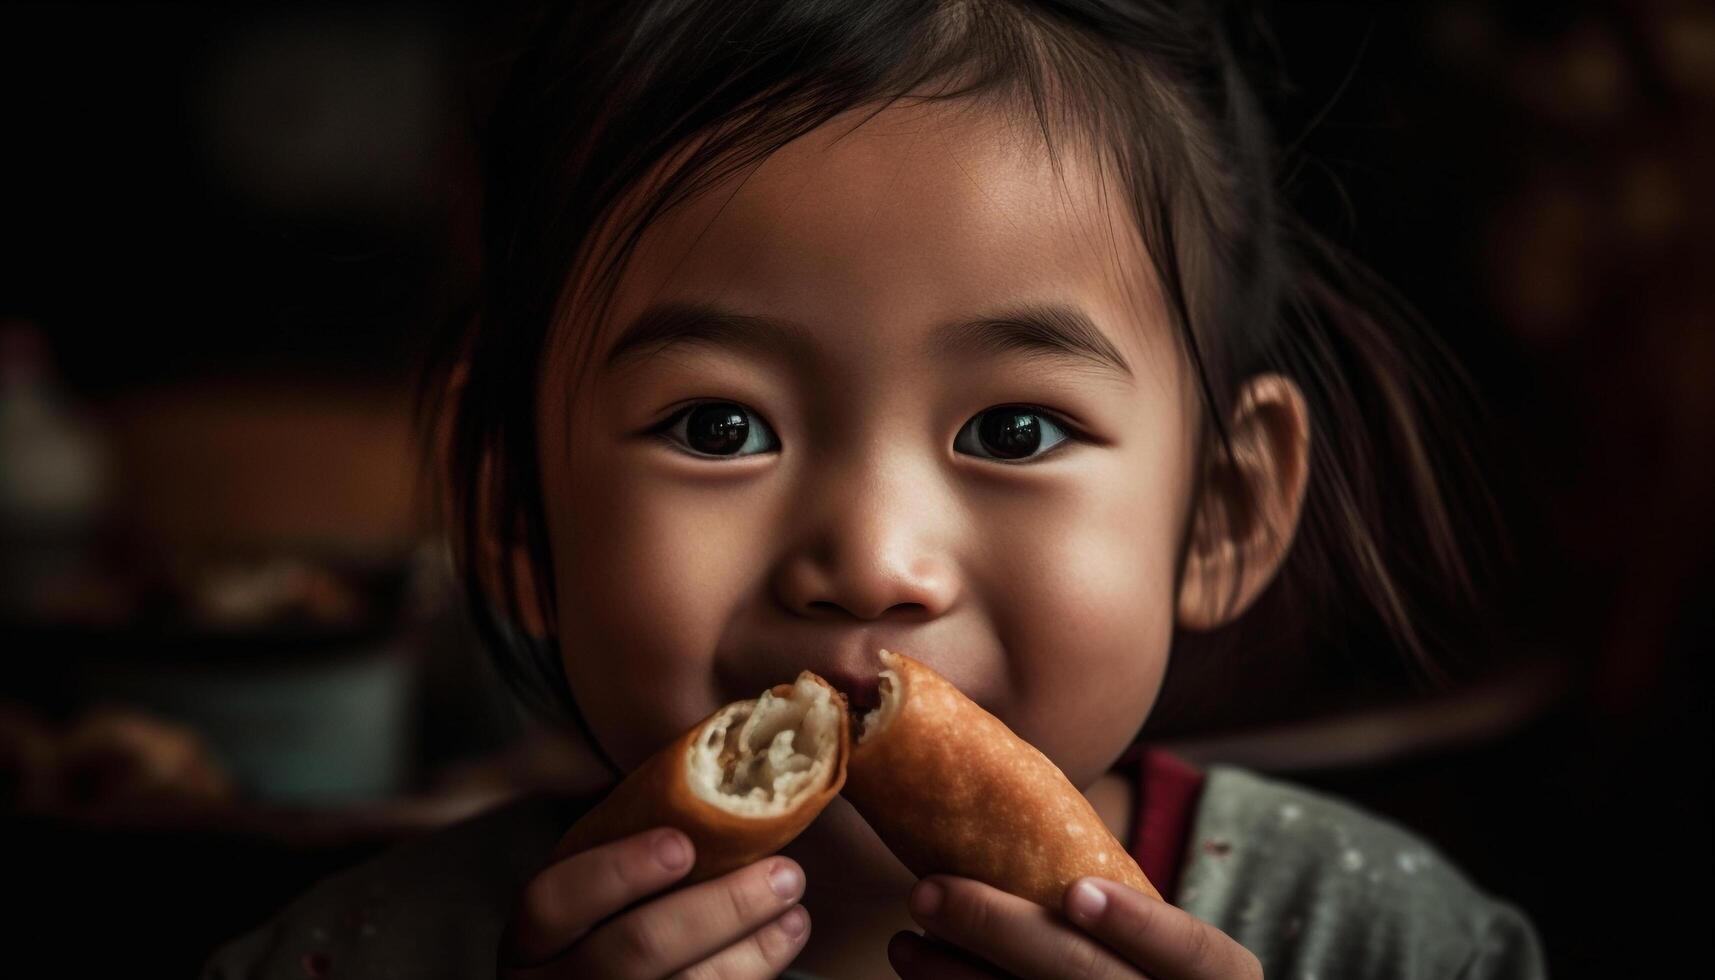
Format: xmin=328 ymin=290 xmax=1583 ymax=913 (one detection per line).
xmin=420 ymin=0 xmax=1493 ymax=753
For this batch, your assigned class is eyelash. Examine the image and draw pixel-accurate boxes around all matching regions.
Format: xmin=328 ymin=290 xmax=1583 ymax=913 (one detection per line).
xmin=646 ymin=401 xmax=779 ymax=459
xmin=648 ymin=400 xmax=1086 ymax=462
xmin=954 ymin=404 xmax=1081 ymax=464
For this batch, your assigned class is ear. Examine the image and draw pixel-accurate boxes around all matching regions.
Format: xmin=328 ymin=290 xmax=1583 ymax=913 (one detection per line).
xmin=1176 ymin=374 xmax=1311 ymax=630
xmin=473 ymin=497 xmax=552 ymax=640
xmin=438 ymin=360 xmax=551 ymax=640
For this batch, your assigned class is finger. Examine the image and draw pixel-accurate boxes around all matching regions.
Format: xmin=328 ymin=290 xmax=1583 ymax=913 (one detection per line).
xmin=568 ymin=857 xmax=806 ymax=980
xmin=502 ymin=826 xmax=695 ymax=969
xmin=1062 ymin=878 xmax=1261 ymax=980
xmin=908 ymin=876 xmax=1141 ymax=980
xmin=887 ymin=931 xmax=1014 ymax=980
xmin=667 ymin=905 xmax=811 ymax=980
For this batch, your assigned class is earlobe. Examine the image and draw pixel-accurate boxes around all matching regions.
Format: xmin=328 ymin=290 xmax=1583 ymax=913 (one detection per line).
xmin=1176 ymin=374 xmax=1311 ymax=631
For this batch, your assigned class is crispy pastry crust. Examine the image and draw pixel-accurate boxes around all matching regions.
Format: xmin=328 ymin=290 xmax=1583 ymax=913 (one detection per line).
xmin=844 ymin=649 xmax=1161 ymax=909
xmin=550 ymin=672 xmax=849 ymax=885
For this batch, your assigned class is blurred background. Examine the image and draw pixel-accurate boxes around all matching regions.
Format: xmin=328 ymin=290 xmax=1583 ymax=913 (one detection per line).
xmin=1 ymin=1 xmax=1708 ymax=976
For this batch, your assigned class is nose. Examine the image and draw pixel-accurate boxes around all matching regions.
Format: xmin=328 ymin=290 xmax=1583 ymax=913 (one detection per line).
xmin=769 ymin=458 xmax=962 ymax=622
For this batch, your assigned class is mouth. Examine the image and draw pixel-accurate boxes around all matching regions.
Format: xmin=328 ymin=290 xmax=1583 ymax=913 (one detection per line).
xmin=728 ymin=640 xmax=918 ymax=730
xmin=820 ymin=666 xmax=882 ymax=715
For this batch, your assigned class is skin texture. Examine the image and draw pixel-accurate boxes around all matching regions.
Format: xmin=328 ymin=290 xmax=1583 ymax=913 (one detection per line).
xmin=516 ymin=96 xmax=1308 ymax=979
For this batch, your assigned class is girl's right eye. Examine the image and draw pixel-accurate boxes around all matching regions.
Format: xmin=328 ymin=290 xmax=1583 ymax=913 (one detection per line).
xmin=654 ymin=401 xmax=780 ymax=458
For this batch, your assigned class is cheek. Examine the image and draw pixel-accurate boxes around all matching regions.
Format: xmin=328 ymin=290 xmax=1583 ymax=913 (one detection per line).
xmin=991 ymin=461 xmax=1182 ymax=784
xmin=548 ymin=458 xmax=768 ymax=769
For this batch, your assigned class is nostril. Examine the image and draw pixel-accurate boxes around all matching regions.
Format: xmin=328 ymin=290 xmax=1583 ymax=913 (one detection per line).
xmin=805 ymin=600 xmax=928 ymax=621
xmin=884 ymin=602 xmax=930 ymax=621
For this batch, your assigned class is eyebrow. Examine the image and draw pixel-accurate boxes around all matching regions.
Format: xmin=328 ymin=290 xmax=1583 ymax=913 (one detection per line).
xmin=602 ymin=299 xmax=1133 ymax=379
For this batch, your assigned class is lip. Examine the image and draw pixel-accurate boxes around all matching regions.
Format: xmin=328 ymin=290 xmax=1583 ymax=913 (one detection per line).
xmin=817 ymin=662 xmax=883 ymax=712
xmin=735 ymin=636 xmax=898 ymax=713
xmin=725 ymin=633 xmax=995 ymax=722
xmin=804 ymin=644 xmax=891 ymax=712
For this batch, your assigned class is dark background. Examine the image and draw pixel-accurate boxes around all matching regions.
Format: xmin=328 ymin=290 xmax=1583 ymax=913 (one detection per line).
xmin=2 ymin=1 xmax=1710 ymax=976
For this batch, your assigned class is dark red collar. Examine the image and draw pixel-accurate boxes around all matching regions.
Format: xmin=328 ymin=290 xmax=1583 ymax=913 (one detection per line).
xmin=1116 ymin=745 xmax=1206 ymax=901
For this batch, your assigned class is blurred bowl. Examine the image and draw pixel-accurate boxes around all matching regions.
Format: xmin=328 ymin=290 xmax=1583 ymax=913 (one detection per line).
xmin=3 ymin=554 xmax=420 ymax=803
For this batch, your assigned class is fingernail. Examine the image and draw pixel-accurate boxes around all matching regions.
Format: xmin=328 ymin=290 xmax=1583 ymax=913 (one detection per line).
xmin=778 ymin=906 xmax=809 ymax=939
xmin=1067 ymin=880 xmax=1108 ymax=922
xmin=910 ymin=880 xmax=943 ymax=918
xmin=654 ymin=830 xmax=690 ymax=871
xmin=769 ymin=862 xmax=804 ymax=900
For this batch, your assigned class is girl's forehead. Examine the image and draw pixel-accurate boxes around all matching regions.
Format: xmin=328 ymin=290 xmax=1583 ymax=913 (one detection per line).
xmin=584 ymin=100 xmax=1171 ymax=375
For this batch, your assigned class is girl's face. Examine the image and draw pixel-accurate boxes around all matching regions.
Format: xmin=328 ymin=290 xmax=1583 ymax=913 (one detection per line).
xmin=538 ymin=100 xmax=1198 ymax=793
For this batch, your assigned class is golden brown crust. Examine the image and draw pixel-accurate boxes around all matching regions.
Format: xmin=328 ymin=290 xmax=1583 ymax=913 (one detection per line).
xmin=550 ymin=673 xmax=849 ymax=885
xmin=844 ymin=650 xmax=1160 ymax=910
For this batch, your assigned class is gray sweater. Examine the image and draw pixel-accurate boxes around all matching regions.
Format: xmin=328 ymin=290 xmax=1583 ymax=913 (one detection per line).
xmin=202 ymin=766 xmax=1546 ymax=979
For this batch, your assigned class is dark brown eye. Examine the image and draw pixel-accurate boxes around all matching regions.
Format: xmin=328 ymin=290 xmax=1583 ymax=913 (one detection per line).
xmin=954 ymin=406 xmax=1071 ymax=461
xmin=664 ymin=402 xmax=778 ymax=457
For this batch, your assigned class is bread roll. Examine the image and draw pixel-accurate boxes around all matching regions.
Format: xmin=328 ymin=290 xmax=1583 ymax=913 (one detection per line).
xmin=844 ymin=649 xmax=1160 ymax=909
xmin=550 ymin=671 xmax=848 ymax=884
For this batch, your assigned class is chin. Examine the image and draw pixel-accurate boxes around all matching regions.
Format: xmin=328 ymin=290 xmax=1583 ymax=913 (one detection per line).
xmin=785 ymin=796 xmax=915 ymax=898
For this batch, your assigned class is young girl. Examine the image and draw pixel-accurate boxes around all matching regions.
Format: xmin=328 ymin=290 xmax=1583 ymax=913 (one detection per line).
xmin=206 ymin=2 xmax=1545 ymax=977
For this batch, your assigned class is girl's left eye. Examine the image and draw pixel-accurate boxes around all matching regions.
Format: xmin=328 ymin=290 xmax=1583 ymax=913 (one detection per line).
xmin=953 ymin=406 xmax=1074 ymax=462
xmin=656 ymin=401 xmax=780 ymax=458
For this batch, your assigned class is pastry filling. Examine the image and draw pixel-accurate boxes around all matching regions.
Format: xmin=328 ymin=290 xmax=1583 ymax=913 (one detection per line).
xmin=858 ymin=653 xmax=902 ymax=745
xmin=688 ymin=673 xmax=841 ymax=817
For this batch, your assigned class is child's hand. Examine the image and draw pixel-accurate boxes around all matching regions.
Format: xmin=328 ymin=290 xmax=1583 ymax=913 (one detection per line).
xmin=891 ymin=875 xmax=1262 ymax=980
xmin=499 ymin=826 xmax=810 ymax=979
